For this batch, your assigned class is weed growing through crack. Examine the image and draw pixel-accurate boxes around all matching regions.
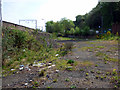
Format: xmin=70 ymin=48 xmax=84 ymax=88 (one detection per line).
xmin=53 ymin=79 xmax=57 ymax=83
xmin=95 ymin=75 xmax=99 ymax=79
xmin=70 ymin=85 xmax=76 ymax=88
xmin=65 ymin=78 xmax=70 ymax=82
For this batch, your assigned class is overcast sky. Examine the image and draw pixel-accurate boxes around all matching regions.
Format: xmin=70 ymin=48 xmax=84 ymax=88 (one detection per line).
xmin=2 ymin=0 xmax=98 ymax=30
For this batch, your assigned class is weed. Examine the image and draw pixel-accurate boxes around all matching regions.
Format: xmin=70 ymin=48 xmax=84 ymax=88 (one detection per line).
xmin=104 ymin=61 xmax=107 ymax=64
xmin=96 ymin=71 xmax=101 ymax=74
xmin=106 ymin=72 xmax=110 ymax=75
xmin=80 ymin=69 xmax=84 ymax=71
xmin=95 ymin=64 xmax=98 ymax=67
xmin=86 ymin=73 xmax=89 ymax=76
xmin=39 ymin=70 xmax=45 ymax=77
xmin=65 ymin=78 xmax=70 ymax=82
xmin=95 ymin=75 xmax=99 ymax=79
xmin=112 ymin=69 xmax=117 ymax=75
xmin=47 ymin=86 xmax=52 ymax=88
xmin=111 ymin=76 xmax=118 ymax=83
xmin=96 ymin=52 xmax=105 ymax=57
xmin=53 ymin=79 xmax=57 ymax=83
xmin=100 ymin=76 xmax=104 ymax=80
xmin=96 ymin=46 xmax=105 ymax=49
xmin=66 ymin=66 xmax=73 ymax=71
xmin=90 ymin=70 xmax=94 ymax=73
xmin=104 ymin=75 xmax=107 ymax=78
xmin=70 ymin=85 xmax=76 ymax=88
xmin=80 ymin=61 xmax=94 ymax=67
xmin=64 ymin=42 xmax=74 ymax=51
xmin=34 ymin=81 xmax=39 ymax=87
xmin=67 ymin=60 xmax=74 ymax=64
xmin=114 ymin=85 xmax=118 ymax=88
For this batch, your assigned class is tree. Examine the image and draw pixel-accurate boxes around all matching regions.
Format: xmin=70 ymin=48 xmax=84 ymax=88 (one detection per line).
xmin=69 ymin=28 xmax=75 ymax=35
xmin=46 ymin=21 xmax=55 ymax=33
xmin=60 ymin=18 xmax=75 ymax=35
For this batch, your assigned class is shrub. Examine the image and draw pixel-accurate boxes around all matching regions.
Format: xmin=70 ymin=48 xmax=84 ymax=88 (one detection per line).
xmin=64 ymin=42 xmax=74 ymax=51
xmin=59 ymin=42 xmax=74 ymax=56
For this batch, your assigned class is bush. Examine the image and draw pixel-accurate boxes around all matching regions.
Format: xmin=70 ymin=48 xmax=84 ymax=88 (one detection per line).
xmin=59 ymin=42 xmax=74 ymax=56
xmin=64 ymin=42 xmax=74 ymax=51
xmin=2 ymin=28 xmax=43 ymax=66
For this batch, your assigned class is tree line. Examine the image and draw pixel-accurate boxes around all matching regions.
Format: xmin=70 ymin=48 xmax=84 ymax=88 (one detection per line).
xmin=45 ymin=2 xmax=120 ymax=37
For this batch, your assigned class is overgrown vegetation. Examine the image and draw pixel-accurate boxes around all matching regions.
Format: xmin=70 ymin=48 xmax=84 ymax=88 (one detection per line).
xmin=2 ymin=28 xmax=57 ymax=71
xmin=2 ymin=28 xmax=75 ymax=75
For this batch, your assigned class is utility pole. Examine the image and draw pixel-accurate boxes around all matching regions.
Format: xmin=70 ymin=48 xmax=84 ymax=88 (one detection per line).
xmin=19 ymin=19 xmax=37 ymax=29
xmin=0 ymin=0 xmax=2 ymax=27
xmin=0 ymin=0 xmax=2 ymax=89
xmin=101 ymin=16 xmax=103 ymax=33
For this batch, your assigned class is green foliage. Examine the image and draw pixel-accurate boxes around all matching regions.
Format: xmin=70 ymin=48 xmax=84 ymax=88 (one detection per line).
xmin=67 ymin=60 xmax=74 ymax=64
xmin=39 ymin=70 xmax=45 ymax=77
xmin=2 ymin=28 xmax=57 ymax=72
xmin=46 ymin=18 xmax=75 ymax=36
xmin=53 ymin=79 xmax=57 ymax=83
xmin=70 ymin=85 xmax=76 ymax=88
xmin=69 ymin=28 xmax=75 ymax=35
xmin=65 ymin=78 xmax=70 ymax=82
xmin=64 ymin=42 xmax=74 ymax=51
xmin=81 ymin=26 xmax=90 ymax=36
xmin=59 ymin=42 xmax=74 ymax=56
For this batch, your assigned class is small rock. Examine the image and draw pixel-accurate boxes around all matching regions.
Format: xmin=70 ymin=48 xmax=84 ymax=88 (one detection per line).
xmin=8 ymin=84 xmax=10 ymax=86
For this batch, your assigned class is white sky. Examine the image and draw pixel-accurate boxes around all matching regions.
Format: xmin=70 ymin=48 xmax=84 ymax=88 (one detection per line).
xmin=2 ymin=0 xmax=98 ymax=30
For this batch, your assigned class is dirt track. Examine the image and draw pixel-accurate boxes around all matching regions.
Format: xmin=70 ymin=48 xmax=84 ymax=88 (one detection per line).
xmin=2 ymin=40 xmax=118 ymax=88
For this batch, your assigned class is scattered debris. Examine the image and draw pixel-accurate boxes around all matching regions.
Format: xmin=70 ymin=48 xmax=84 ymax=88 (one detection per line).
xmin=33 ymin=63 xmax=44 ymax=67
xmin=51 ymin=64 xmax=55 ymax=67
xmin=29 ymin=80 xmax=32 ymax=82
xmin=55 ymin=70 xmax=59 ymax=73
xmin=76 ymin=56 xmax=79 ymax=59
xmin=20 ymin=65 xmax=24 ymax=67
xmin=10 ymin=69 xmax=15 ymax=71
xmin=24 ymin=83 xmax=28 ymax=86
xmin=48 ymin=66 xmax=52 ymax=69
xmin=46 ymin=74 xmax=49 ymax=78
xmin=23 ymin=49 xmax=26 ymax=52
xmin=55 ymin=54 xmax=59 ymax=57
xmin=19 ymin=67 xmax=24 ymax=71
